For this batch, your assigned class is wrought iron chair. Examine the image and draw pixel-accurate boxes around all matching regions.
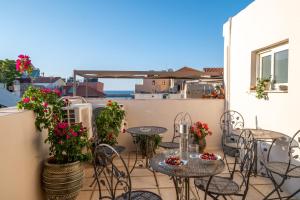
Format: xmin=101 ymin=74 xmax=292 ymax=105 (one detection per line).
xmin=220 ymin=110 xmax=245 ymax=172
xmin=158 ymin=112 xmax=190 ymax=149
xmin=262 ymin=130 xmax=300 ymax=200
xmin=89 ymin=107 xmax=125 ymax=187
xmin=93 ymin=144 xmax=162 ymax=200
xmin=194 ymin=129 xmax=255 ymax=200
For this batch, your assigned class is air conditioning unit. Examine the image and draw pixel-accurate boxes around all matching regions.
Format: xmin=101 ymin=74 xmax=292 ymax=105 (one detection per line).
xmin=63 ymin=103 xmax=93 ymax=138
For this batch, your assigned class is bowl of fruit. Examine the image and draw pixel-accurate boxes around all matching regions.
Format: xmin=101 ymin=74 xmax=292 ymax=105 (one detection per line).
xmin=161 ymin=155 xmax=187 ymax=168
xmin=199 ymin=153 xmax=221 ymax=162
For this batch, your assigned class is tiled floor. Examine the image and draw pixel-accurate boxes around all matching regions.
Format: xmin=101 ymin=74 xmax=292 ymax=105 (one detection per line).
xmin=78 ymin=151 xmax=294 ymax=200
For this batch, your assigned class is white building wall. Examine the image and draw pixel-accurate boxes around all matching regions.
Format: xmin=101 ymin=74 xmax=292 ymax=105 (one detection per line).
xmin=224 ymin=0 xmax=300 ymax=196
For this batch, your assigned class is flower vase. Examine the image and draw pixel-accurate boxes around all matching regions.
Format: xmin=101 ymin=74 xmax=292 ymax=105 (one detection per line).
xmin=198 ymin=138 xmax=206 ymax=153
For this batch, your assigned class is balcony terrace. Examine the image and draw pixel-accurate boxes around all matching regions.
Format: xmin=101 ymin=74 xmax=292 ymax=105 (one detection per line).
xmin=1 ymin=98 xmax=299 ymax=200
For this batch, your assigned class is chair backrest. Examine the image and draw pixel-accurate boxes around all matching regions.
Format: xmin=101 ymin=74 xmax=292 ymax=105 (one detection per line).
xmin=266 ymin=130 xmax=300 ymax=176
xmin=220 ymin=110 xmax=244 ymax=143
xmin=232 ymin=129 xmax=254 ymax=194
xmin=93 ymin=144 xmax=131 ymax=199
xmin=172 ymin=112 xmax=191 ymax=142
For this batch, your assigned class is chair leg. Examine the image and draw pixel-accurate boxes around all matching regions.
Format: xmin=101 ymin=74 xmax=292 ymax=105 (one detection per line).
xmin=264 ymin=171 xmax=285 ymax=200
xmin=204 ymin=176 xmax=213 ymax=200
xmin=223 ymin=153 xmax=233 ymax=173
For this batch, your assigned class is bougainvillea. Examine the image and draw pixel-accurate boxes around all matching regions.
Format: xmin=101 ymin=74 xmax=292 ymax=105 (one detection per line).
xmin=47 ymin=122 xmax=90 ymax=164
xmin=16 ymin=54 xmax=33 ymax=74
xmin=18 ymin=86 xmax=90 ymax=164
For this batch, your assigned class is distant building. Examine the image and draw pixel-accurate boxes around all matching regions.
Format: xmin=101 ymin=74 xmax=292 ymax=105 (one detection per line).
xmin=135 ymin=79 xmax=171 ymax=93
xmin=63 ymin=82 xmax=104 ymax=98
xmin=13 ymin=78 xmax=32 ymax=97
xmin=134 ymin=66 xmax=223 ymax=99
xmin=32 ymin=77 xmax=66 ymax=89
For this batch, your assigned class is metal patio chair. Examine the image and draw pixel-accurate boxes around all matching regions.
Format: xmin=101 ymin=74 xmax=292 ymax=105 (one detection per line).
xmin=158 ymin=112 xmax=190 ymax=150
xmin=93 ymin=144 xmax=162 ymax=200
xmin=220 ymin=110 xmax=245 ymax=172
xmin=262 ymin=130 xmax=300 ymax=200
xmin=194 ymin=129 xmax=255 ymax=200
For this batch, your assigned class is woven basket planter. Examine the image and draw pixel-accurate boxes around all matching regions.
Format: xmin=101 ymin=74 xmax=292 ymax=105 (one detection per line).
xmin=42 ymin=159 xmax=84 ymax=200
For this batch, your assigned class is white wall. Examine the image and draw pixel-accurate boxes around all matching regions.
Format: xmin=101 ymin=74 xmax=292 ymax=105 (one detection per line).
xmin=223 ymin=0 xmax=300 ymax=197
xmin=88 ymin=99 xmax=224 ymax=151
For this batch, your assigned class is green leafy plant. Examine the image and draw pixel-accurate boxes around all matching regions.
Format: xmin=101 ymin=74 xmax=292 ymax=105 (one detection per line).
xmin=135 ymin=135 xmax=162 ymax=157
xmin=17 ymin=86 xmax=90 ymax=164
xmin=256 ymin=77 xmax=271 ymax=100
xmin=0 ymin=59 xmax=21 ymax=89
xmin=95 ymin=100 xmax=125 ymax=146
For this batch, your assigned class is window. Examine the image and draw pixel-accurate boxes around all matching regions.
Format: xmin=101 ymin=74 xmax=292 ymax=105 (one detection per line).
xmin=162 ymin=81 xmax=166 ymax=85
xmin=257 ymin=43 xmax=288 ymax=88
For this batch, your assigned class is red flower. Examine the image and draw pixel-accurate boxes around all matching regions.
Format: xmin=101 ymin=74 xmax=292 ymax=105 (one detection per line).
xmin=22 ymin=97 xmax=30 ymax=103
xmin=66 ymin=135 xmax=70 ymax=140
xmin=53 ymin=89 xmax=61 ymax=97
xmin=122 ymin=128 xmax=126 ymax=133
xmin=203 ymin=123 xmax=209 ymax=130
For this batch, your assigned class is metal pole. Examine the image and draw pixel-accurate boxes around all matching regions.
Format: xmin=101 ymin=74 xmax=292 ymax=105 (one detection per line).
xmin=73 ymin=70 xmax=76 ymax=96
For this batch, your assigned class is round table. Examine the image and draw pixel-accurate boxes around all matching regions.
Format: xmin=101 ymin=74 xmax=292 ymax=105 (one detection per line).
xmin=127 ymin=126 xmax=167 ymax=169
xmin=150 ymin=150 xmax=225 ymax=200
xmin=232 ymin=128 xmax=290 ymax=176
xmin=127 ymin=126 xmax=167 ymax=195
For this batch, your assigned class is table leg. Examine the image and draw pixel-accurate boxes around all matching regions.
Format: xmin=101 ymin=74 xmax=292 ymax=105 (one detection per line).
xmin=130 ymin=136 xmax=139 ymax=173
xmin=184 ymin=178 xmax=190 ymax=200
xmin=254 ymin=140 xmax=258 ymax=176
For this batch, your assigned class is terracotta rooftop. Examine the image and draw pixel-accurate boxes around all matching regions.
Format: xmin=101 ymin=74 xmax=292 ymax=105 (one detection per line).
xmin=32 ymin=77 xmax=62 ymax=83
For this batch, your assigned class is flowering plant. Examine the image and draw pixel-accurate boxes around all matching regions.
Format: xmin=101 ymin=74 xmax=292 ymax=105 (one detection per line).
xmin=95 ymin=100 xmax=125 ymax=146
xmin=190 ymin=121 xmax=212 ymax=144
xmin=16 ymin=54 xmax=33 ymax=74
xmin=47 ymin=122 xmax=90 ymax=164
xmin=18 ymin=86 xmax=90 ymax=164
xmin=17 ymin=87 xmax=64 ymax=131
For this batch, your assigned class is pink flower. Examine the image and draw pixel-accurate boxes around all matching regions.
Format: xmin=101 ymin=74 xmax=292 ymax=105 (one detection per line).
xmin=53 ymin=89 xmax=61 ymax=97
xmin=42 ymin=102 xmax=48 ymax=108
xmin=58 ymin=122 xmax=68 ymax=129
xmin=66 ymin=135 xmax=71 ymax=140
xmin=22 ymin=97 xmax=30 ymax=103
xmin=16 ymin=54 xmax=32 ymax=73
xmin=58 ymin=140 xmax=64 ymax=145
xmin=70 ymin=130 xmax=78 ymax=137
xmin=41 ymin=88 xmax=51 ymax=94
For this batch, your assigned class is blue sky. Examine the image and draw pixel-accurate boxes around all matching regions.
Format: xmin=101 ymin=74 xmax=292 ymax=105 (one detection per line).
xmin=0 ymin=0 xmax=253 ymax=90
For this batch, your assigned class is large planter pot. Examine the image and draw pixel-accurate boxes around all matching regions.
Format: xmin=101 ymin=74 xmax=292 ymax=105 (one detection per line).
xmin=42 ymin=159 xmax=84 ymax=200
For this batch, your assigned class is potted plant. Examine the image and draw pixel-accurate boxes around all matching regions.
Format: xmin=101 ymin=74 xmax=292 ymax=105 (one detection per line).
xmin=95 ymin=100 xmax=125 ymax=146
xmin=255 ymin=76 xmax=271 ymax=100
xmin=135 ymin=134 xmax=162 ymax=158
xmin=190 ymin=121 xmax=212 ymax=153
xmin=17 ymin=86 xmax=90 ymax=200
